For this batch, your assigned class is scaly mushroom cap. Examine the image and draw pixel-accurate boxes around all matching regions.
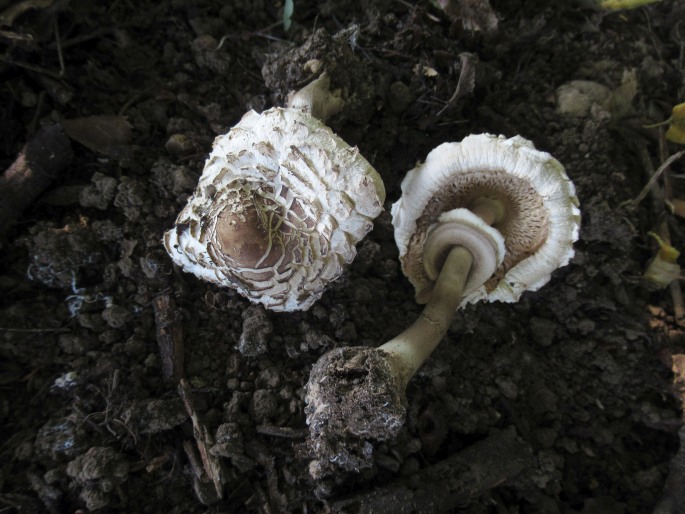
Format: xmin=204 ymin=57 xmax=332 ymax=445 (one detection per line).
xmin=391 ymin=134 xmax=580 ymax=305
xmin=164 ymin=107 xmax=385 ymax=312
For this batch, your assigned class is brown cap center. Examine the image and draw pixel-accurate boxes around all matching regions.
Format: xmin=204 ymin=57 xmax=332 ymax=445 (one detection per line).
xmin=214 ymin=203 xmax=283 ymax=269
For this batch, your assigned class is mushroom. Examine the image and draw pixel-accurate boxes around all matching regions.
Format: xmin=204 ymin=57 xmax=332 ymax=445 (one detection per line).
xmin=304 ymin=134 xmax=580 ymax=478
xmin=163 ymin=74 xmax=385 ymax=312
xmin=393 ymin=133 xmax=580 ymax=306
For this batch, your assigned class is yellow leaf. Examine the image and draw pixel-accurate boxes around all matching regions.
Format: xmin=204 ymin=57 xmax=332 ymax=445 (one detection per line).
xmin=671 ymin=198 xmax=685 ymax=219
xmin=598 ymin=0 xmax=660 ymax=8
xmin=644 ymin=256 xmax=680 ymax=287
xmin=645 ymin=233 xmax=680 ymax=286
xmin=666 ymin=102 xmax=685 ymax=145
xmin=649 ymin=232 xmax=680 ymax=263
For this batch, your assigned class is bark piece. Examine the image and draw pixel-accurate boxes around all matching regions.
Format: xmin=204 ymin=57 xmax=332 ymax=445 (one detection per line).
xmin=178 ymin=378 xmax=225 ymax=501
xmin=152 ymin=294 xmax=184 ymax=382
xmin=331 ymin=427 xmax=533 ymax=514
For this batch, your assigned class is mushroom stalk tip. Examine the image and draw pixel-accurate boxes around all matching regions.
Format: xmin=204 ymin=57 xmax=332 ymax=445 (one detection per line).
xmin=469 ymin=196 xmax=506 ymax=226
xmin=286 ymin=72 xmax=344 ymax=124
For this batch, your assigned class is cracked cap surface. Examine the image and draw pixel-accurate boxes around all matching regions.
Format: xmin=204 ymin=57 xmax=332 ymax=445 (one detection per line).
xmin=164 ymin=107 xmax=385 ymax=311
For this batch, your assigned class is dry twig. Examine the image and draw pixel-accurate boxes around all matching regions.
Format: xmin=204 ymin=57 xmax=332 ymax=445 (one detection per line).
xmin=152 ymin=294 xmax=184 ymax=382
xmin=178 ymin=378 xmax=225 ymax=500
xmin=0 ymin=124 xmax=72 ymax=237
xmin=331 ymin=427 xmax=533 ymax=514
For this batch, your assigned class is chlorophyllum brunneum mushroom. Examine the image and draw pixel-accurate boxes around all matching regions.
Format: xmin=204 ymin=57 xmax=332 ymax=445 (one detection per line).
xmin=305 ymin=134 xmax=580 ymax=478
xmin=163 ymin=74 xmax=385 ymax=312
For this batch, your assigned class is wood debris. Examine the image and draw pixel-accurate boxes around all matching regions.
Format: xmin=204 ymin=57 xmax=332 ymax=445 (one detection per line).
xmin=331 ymin=427 xmax=533 ymax=513
xmin=0 ymin=124 xmax=72 ymax=237
xmin=152 ymin=294 xmax=184 ymax=382
xmin=178 ymin=378 xmax=225 ymax=502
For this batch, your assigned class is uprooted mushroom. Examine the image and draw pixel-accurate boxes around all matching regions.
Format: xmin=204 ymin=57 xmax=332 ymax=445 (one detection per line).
xmin=163 ymin=74 xmax=385 ymax=311
xmin=305 ymin=134 xmax=581 ymax=478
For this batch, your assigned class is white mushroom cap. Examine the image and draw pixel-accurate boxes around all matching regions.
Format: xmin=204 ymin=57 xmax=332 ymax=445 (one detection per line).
xmin=391 ymin=133 xmax=580 ymax=306
xmin=164 ymin=107 xmax=385 ymax=312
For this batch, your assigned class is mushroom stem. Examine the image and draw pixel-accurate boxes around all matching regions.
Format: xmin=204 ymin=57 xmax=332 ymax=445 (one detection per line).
xmin=379 ymin=245 xmax=474 ymax=389
xmin=304 ymin=135 xmax=580 ymax=477
xmin=469 ymin=196 xmax=505 ymax=226
xmin=380 ymin=198 xmax=506 ymax=388
xmin=286 ymin=73 xmax=344 ymax=124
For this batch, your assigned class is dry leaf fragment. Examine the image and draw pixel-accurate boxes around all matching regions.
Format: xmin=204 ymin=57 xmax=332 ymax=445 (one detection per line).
xmin=434 ymin=0 xmax=498 ymax=34
xmin=666 ymin=103 xmax=685 ymax=145
xmin=644 ymin=232 xmax=681 ymax=288
xmin=413 ymin=64 xmax=439 ymax=78
xmin=61 ymin=116 xmax=132 ymax=160
xmin=0 ymin=0 xmax=53 ymax=27
xmin=598 ymin=0 xmax=660 ymax=9
xmin=671 ymin=199 xmax=685 ymax=219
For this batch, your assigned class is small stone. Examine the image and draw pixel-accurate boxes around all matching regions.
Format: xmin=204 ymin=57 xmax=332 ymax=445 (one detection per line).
xmin=387 ymin=81 xmax=413 ymax=114
xmin=121 ymin=398 xmax=187 ymax=434
xmin=66 ymin=446 xmax=129 ymax=482
xmin=238 ymin=305 xmax=272 ymax=357
xmin=495 ymin=377 xmax=518 ymax=399
xmin=79 ymin=172 xmax=118 ymax=210
xmin=79 ymin=488 xmax=109 ymax=511
xmin=165 ymin=134 xmax=195 ymax=157
xmin=35 ymin=418 xmax=88 ymax=459
xmin=555 ymin=80 xmax=611 ymax=118
xmin=101 ymin=304 xmax=131 ymax=329
xmin=530 ymin=317 xmax=557 ymax=347
xmin=536 ymin=428 xmax=558 ymax=448
xmin=256 ymin=367 xmax=281 ymax=389
xmin=249 ymin=389 xmax=278 ymax=422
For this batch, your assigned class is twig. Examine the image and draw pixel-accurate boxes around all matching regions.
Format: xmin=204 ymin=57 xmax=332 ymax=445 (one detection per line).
xmin=178 ymin=378 xmax=225 ymax=499
xmin=436 ymin=52 xmax=477 ymax=119
xmin=0 ymin=326 xmax=70 ymax=333
xmin=53 ymin=18 xmax=65 ymax=76
xmin=0 ymin=124 xmax=72 ymax=237
xmin=635 ymin=141 xmax=685 ymax=326
xmin=654 ymin=426 xmax=685 ymax=513
xmin=658 ymin=137 xmax=685 ymax=326
xmin=631 ymin=149 xmax=685 ymax=206
xmin=245 ymin=441 xmax=288 ymax=513
xmin=0 ymin=53 xmax=66 ymax=81
xmin=330 ymin=427 xmax=533 ymax=513
xmin=255 ymin=425 xmax=308 ymax=439
xmin=152 ymin=294 xmax=184 ymax=382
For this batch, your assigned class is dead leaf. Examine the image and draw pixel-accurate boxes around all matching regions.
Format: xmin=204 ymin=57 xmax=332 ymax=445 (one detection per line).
xmin=609 ymin=69 xmax=638 ymax=120
xmin=0 ymin=0 xmax=53 ymax=27
xmin=666 ymin=103 xmax=685 ymax=145
xmin=644 ymin=232 xmax=681 ymax=288
xmin=598 ymin=0 xmax=661 ymax=9
xmin=434 ymin=0 xmax=498 ymax=34
xmin=671 ymin=199 xmax=685 ymax=219
xmin=61 ymin=116 xmax=132 ymax=160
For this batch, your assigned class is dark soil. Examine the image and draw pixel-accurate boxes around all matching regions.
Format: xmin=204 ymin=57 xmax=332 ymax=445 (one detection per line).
xmin=2 ymin=1 xmax=685 ymax=512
